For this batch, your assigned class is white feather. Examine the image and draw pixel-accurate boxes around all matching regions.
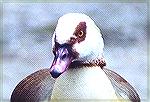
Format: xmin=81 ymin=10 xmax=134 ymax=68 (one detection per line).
xmin=51 ymin=66 xmax=118 ymax=101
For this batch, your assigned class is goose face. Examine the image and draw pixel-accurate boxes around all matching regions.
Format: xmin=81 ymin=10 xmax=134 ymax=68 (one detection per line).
xmin=50 ymin=13 xmax=104 ymax=78
xmin=50 ymin=43 xmax=76 ymax=78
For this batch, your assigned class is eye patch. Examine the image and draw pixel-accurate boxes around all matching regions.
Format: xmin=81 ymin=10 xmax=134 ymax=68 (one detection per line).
xmin=67 ymin=22 xmax=87 ymax=45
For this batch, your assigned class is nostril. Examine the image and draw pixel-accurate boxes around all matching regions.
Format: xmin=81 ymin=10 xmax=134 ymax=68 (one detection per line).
xmin=50 ymin=69 xmax=62 ymax=78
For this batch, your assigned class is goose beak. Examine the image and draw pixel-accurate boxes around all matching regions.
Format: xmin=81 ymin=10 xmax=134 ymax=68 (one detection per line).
xmin=50 ymin=46 xmax=74 ymax=78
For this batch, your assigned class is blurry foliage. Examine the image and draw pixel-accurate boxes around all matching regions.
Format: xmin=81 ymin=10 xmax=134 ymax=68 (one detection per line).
xmin=26 ymin=23 xmax=56 ymax=43
xmin=29 ymin=23 xmax=56 ymax=36
xmin=102 ymin=28 xmax=137 ymax=47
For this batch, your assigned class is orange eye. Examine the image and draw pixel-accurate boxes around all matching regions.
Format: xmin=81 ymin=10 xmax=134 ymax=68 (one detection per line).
xmin=78 ymin=31 xmax=84 ymax=37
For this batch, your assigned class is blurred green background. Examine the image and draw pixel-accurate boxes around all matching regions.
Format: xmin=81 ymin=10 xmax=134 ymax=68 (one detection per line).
xmin=1 ymin=2 xmax=148 ymax=102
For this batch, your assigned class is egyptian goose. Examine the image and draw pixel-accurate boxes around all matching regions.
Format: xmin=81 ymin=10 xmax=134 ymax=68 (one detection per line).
xmin=11 ymin=13 xmax=140 ymax=102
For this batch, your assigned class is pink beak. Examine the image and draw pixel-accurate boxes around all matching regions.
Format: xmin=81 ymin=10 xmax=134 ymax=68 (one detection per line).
xmin=50 ymin=45 xmax=74 ymax=78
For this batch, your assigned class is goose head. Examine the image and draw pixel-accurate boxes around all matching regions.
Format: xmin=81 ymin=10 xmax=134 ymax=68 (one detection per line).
xmin=50 ymin=13 xmax=104 ymax=78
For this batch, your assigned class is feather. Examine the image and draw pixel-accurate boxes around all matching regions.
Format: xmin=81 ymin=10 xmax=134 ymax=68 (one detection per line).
xmin=11 ymin=69 xmax=55 ymax=102
xmin=103 ymin=68 xmax=140 ymax=102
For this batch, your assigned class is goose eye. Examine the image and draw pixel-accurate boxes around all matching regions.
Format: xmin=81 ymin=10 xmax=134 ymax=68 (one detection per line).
xmin=78 ymin=31 xmax=84 ymax=37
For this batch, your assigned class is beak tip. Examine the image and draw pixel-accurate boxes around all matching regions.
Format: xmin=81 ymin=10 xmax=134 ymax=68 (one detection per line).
xmin=50 ymin=69 xmax=62 ymax=78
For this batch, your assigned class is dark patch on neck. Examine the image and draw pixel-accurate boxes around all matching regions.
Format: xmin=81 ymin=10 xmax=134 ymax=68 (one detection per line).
xmin=69 ymin=58 xmax=106 ymax=69
xmin=68 ymin=22 xmax=87 ymax=45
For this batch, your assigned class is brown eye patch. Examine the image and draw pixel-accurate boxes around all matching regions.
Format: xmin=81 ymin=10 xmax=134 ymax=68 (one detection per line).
xmin=73 ymin=22 xmax=87 ymax=43
xmin=67 ymin=22 xmax=87 ymax=45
